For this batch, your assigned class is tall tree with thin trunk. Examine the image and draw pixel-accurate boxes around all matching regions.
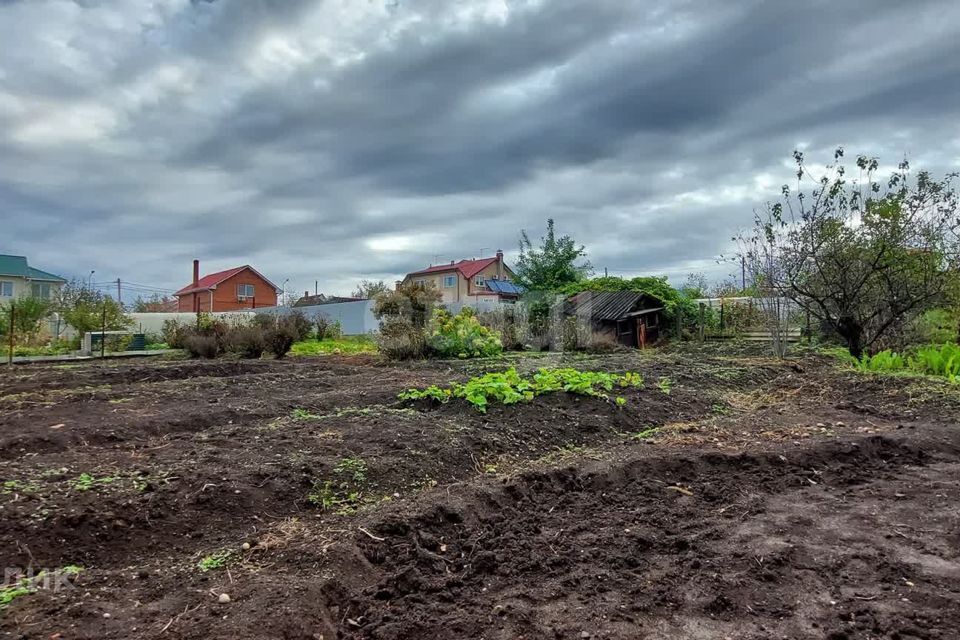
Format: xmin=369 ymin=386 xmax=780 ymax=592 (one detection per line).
xmin=515 ymin=219 xmax=592 ymax=292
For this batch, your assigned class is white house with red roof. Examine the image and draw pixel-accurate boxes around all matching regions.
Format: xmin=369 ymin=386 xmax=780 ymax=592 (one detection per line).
xmin=174 ymin=259 xmax=280 ymax=312
xmin=400 ymin=250 xmax=520 ymax=303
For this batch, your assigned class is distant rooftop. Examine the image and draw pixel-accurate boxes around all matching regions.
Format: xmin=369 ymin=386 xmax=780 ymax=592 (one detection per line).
xmin=0 ymin=254 xmax=66 ymax=282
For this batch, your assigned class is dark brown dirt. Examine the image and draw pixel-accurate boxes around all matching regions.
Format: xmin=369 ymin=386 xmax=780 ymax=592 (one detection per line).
xmin=1 ymin=348 xmax=959 ymax=639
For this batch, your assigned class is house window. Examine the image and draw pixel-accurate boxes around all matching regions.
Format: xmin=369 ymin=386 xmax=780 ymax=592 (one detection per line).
xmin=237 ymin=283 xmax=255 ymax=299
xmin=31 ymin=282 xmax=52 ymax=299
xmin=443 ymin=275 xmax=456 ymax=288
xmin=474 ymin=275 xmax=485 ymax=288
xmin=0 ymin=281 xmax=12 ymax=297
xmin=415 ymin=279 xmax=426 ymax=287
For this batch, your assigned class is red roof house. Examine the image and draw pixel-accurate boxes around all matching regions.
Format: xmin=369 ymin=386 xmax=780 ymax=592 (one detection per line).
xmin=174 ymin=260 xmax=280 ymax=312
xmin=400 ymin=250 xmax=519 ymax=303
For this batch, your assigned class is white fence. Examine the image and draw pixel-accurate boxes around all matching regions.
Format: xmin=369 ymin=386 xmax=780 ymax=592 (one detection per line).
xmin=117 ymin=299 xmax=513 ymax=338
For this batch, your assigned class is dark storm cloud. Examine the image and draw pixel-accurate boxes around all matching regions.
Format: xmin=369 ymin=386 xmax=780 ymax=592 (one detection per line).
xmin=2 ymin=0 xmax=960 ymax=296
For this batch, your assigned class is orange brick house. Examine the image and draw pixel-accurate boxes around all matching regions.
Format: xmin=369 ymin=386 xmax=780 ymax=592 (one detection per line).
xmin=174 ymin=260 xmax=280 ymax=312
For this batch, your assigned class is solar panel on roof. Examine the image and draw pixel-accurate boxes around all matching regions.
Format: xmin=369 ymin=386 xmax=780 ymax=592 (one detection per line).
xmin=485 ymin=279 xmax=523 ymax=294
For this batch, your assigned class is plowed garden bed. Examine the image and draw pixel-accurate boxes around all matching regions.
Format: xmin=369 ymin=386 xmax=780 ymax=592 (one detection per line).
xmin=1 ymin=347 xmax=958 ymax=639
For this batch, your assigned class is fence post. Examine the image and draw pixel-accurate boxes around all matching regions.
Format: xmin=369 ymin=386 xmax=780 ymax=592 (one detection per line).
xmin=7 ymin=301 xmax=14 ymax=365
xmin=698 ymin=302 xmax=706 ymax=342
xmin=100 ymin=303 xmax=107 ymax=359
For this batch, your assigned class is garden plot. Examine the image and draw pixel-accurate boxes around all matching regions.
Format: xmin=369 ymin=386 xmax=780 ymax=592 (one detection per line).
xmin=1 ymin=347 xmax=959 ymax=639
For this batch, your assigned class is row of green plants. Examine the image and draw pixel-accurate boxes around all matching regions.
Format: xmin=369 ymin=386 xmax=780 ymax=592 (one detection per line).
xmin=843 ymin=342 xmax=960 ymax=382
xmin=398 ymin=367 xmax=644 ymax=413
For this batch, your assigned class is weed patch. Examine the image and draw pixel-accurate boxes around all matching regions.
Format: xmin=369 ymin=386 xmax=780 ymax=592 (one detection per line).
xmin=197 ymin=549 xmax=234 ymax=572
xmin=68 ymin=473 xmax=120 ymax=492
xmin=307 ymin=456 xmax=371 ymax=514
xmin=291 ymin=408 xmax=323 ymax=421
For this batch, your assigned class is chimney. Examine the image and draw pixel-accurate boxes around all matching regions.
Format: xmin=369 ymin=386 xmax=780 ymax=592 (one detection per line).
xmin=496 ymin=249 xmax=504 ymax=279
xmin=305 ymin=290 xmax=309 ymax=298
xmin=191 ymin=259 xmax=201 ymax=313
xmin=395 ymin=280 xmax=402 ymax=291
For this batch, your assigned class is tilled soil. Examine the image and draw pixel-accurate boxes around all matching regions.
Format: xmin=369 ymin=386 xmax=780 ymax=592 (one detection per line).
xmin=1 ymin=348 xmax=958 ymax=639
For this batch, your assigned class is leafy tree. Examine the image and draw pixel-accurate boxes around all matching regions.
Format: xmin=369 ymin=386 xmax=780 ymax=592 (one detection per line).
xmin=372 ymin=282 xmax=440 ymax=328
xmin=710 ymin=277 xmax=746 ymax=298
xmin=351 ymin=279 xmax=389 ymax=299
xmin=56 ymin=281 xmax=132 ymax=336
xmin=679 ymin=272 xmax=709 ymax=299
xmin=0 ymin=296 xmax=52 ymax=342
xmin=131 ymin=293 xmax=174 ymax=312
xmin=738 ymin=149 xmax=959 ymax=358
xmin=515 ymin=219 xmax=592 ymax=291
xmin=373 ymin=283 xmax=442 ymax=360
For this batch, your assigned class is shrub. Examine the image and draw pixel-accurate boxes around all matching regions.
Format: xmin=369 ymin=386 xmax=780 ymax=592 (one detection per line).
xmin=477 ymin=307 xmax=526 ymax=351
xmin=162 ymin=319 xmax=190 ymax=349
xmin=265 ymin=324 xmax=296 ymax=359
xmin=285 ymin=310 xmax=313 ymax=342
xmin=376 ymin=317 xmax=427 ymax=360
xmin=315 ymin=314 xmax=342 ymax=340
xmin=184 ymin=334 xmax=220 ymax=359
xmin=427 ymin=307 xmax=502 ymax=358
xmin=225 ymin=325 xmax=266 ymax=359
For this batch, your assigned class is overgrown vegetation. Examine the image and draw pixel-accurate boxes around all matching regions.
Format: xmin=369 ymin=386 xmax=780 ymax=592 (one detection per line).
xmin=428 ymin=307 xmax=502 ymax=358
xmin=290 ymin=335 xmax=376 ymax=356
xmin=843 ymin=342 xmax=960 ymax=383
xmin=399 ymin=367 xmax=643 ymax=413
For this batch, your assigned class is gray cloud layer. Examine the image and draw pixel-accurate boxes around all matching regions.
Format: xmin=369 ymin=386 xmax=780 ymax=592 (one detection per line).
xmin=3 ymin=0 xmax=960 ymax=298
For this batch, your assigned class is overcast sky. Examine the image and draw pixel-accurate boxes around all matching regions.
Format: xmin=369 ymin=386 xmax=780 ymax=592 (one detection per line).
xmin=3 ymin=0 xmax=960 ymax=300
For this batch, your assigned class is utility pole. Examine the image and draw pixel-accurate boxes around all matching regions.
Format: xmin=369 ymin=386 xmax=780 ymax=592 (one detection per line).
xmin=100 ymin=303 xmax=107 ymax=359
xmin=116 ymin=278 xmax=122 ymax=307
xmin=315 ymin=280 xmax=318 ymax=296
xmin=741 ymin=256 xmax=746 ymax=293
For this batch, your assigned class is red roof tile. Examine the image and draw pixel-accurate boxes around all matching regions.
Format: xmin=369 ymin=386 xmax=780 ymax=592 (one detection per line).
xmin=407 ymin=257 xmax=498 ymax=280
xmin=174 ymin=265 xmax=278 ymax=296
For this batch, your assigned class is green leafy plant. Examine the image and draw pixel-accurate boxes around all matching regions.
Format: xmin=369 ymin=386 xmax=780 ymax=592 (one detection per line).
xmin=656 ymin=377 xmax=673 ymax=394
xmin=197 ymin=549 xmax=234 ymax=572
xmin=68 ymin=473 xmax=119 ymax=492
xmin=0 ymin=585 xmax=32 ymax=609
xmin=399 ymin=367 xmax=644 ymax=413
xmin=428 ymin=307 xmax=503 ymax=359
xmin=910 ymin=343 xmax=960 ymax=380
xmin=291 ymin=408 xmax=322 ymax=420
xmin=632 ymin=427 xmax=661 ymax=440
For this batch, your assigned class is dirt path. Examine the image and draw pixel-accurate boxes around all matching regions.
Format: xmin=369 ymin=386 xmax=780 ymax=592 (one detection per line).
xmin=1 ymin=349 xmax=958 ymax=639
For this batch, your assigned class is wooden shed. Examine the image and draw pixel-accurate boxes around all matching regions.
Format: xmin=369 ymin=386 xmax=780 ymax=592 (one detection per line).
xmin=564 ymin=290 xmax=664 ymax=348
